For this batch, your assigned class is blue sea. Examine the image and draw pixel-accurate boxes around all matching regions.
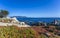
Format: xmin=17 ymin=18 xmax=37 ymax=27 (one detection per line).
xmin=16 ymin=17 xmax=60 ymax=23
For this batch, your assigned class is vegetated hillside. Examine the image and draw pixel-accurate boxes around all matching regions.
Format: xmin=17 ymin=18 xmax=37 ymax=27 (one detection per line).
xmin=0 ymin=26 xmax=60 ymax=38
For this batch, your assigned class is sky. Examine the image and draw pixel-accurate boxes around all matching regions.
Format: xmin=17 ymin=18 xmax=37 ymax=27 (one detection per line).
xmin=0 ymin=0 xmax=60 ymax=17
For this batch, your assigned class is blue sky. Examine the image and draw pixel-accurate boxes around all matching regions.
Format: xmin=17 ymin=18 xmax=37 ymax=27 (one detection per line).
xmin=0 ymin=0 xmax=60 ymax=17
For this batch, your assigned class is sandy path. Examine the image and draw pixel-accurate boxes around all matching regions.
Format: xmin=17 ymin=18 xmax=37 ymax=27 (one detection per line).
xmin=0 ymin=22 xmax=30 ymax=27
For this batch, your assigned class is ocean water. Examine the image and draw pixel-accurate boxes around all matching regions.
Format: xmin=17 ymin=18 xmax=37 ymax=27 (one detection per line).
xmin=16 ymin=17 xmax=60 ymax=23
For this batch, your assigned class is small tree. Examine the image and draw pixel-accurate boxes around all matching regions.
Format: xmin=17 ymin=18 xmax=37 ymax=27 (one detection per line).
xmin=0 ymin=10 xmax=9 ymax=18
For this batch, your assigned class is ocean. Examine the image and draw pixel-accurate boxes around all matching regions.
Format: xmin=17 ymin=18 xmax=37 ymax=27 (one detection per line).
xmin=16 ymin=17 xmax=60 ymax=23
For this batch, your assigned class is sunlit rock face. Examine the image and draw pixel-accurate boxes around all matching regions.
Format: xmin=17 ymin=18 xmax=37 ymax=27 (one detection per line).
xmin=0 ymin=17 xmax=30 ymax=27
